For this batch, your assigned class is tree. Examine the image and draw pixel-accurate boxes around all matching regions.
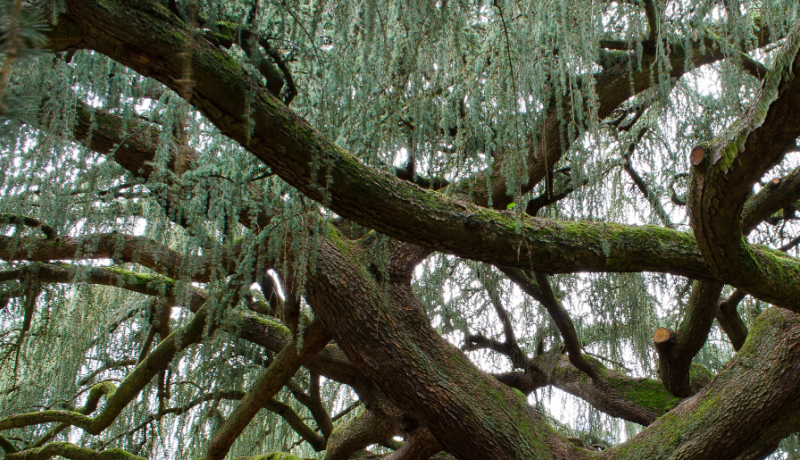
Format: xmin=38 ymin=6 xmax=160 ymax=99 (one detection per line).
xmin=1 ymin=0 xmax=800 ymax=458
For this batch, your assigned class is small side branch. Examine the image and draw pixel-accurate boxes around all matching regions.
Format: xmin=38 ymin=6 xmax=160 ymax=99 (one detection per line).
xmin=503 ymin=268 xmax=598 ymax=380
xmin=716 ymin=289 xmax=748 ymax=351
xmin=622 ymin=128 xmax=673 ymax=228
xmin=0 ymin=214 xmax=56 ymax=239
xmin=741 ymin=166 xmax=800 ymax=234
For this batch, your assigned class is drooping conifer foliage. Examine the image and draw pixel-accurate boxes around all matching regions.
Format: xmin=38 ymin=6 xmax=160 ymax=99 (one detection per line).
xmin=2 ymin=0 xmax=800 ymax=459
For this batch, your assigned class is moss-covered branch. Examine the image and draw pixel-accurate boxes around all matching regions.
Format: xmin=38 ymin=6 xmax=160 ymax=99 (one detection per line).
xmin=601 ymin=308 xmax=800 ymax=459
xmin=0 ymin=233 xmax=230 ymax=283
xmin=0 ymin=262 xmax=207 ymax=312
xmin=494 ymin=353 xmax=679 ymax=427
xmin=48 ymin=0 xmax=800 ymax=310
xmin=4 ymin=442 xmax=145 ymax=460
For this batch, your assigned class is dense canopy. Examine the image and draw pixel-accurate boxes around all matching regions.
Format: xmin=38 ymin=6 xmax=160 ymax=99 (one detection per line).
xmin=2 ymin=0 xmax=800 ymax=459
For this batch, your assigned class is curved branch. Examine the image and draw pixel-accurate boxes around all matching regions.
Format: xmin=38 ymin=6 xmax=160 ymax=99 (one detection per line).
xmin=688 ymin=22 xmax=800 ymax=308
xmin=323 ymin=403 xmax=402 ymax=460
xmin=502 ymin=268 xmax=597 ymax=379
xmin=384 ymin=426 xmax=442 ymax=460
xmin=44 ymin=0 xmax=732 ymax=285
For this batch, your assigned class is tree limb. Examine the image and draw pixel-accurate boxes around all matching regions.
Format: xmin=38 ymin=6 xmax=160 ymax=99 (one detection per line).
xmin=5 ymin=442 xmax=145 ymax=460
xmin=204 ymin=319 xmax=331 ymax=460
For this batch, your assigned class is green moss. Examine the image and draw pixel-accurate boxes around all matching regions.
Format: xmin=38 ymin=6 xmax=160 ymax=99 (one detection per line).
xmin=246 ymin=316 xmax=291 ymax=337
xmin=109 ymin=268 xmax=175 ymax=292
xmin=608 ymin=377 xmax=682 ymax=414
xmin=512 ymin=387 xmax=528 ymax=404
xmin=249 ymin=454 xmax=307 ymax=460
xmin=326 ymin=223 xmax=353 ymax=257
xmin=689 ymin=363 xmax=714 ymax=390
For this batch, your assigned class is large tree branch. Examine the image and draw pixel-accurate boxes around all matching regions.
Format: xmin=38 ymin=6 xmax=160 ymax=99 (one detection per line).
xmin=4 ymin=442 xmax=146 ymax=460
xmin=495 ymin=351 xmax=681 ymax=427
xmin=50 ymin=0 xmax=800 ymax=309
xmin=688 ymin=22 xmax=800 ymax=308
xmin=462 ymin=28 xmax=760 ymax=210
xmin=0 ymin=233 xmax=232 ymax=283
xmin=0 ymin=263 xmax=207 ymax=312
xmin=603 ymin=307 xmax=800 ymax=459
xmin=37 ymin=3 xmax=710 ymax=277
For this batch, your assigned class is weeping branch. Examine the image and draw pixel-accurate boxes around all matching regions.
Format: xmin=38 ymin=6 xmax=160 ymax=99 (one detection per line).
xmin=0 ymin=305 xmax=210 ymax=435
